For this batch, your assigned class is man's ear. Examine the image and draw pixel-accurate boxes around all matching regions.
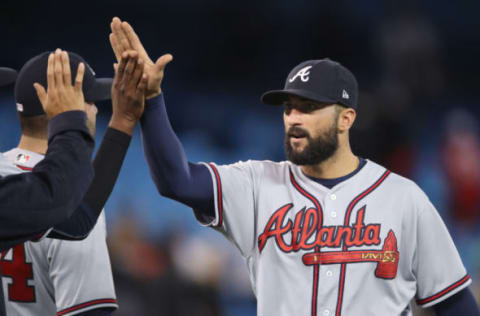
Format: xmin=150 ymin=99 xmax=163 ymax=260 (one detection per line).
xmin=337 ymin=105 xmax=356 ymax=133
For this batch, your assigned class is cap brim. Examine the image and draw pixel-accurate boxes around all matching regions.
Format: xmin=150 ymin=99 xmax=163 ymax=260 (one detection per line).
xmin=261 ymin=89 xmax=337 ymax=106
xmin=84 ymin=78 xmax=113 ymax=102
xmin=0 ymin=67 xmax=18 ymax=87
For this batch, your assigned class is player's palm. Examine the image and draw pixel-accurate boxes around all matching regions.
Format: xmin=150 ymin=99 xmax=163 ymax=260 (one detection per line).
xmin=110 ymin=17 xmax=172 ymax=99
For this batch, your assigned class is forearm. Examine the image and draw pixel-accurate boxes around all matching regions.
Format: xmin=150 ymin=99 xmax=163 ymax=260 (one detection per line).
xmin=433 ymin=288 xmax=480 ymax=316
xmin=140 ymin=94 xmax=213 ymax=211
xmin=85 ymin=127 xmax=131 ymax=211
xmin=0 ymin=111 xmax=94 ymax=250
xmin=50 ymin=127 xmax=132 ymax=239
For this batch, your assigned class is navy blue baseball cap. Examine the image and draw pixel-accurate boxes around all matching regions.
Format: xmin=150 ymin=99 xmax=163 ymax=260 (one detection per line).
xmin=261 ymin=58 xmax=358 ymax=109
xmin=0 ymin=67 xmax=17 ymax=87
xmin=15 ymin=51 xmax=112 ymax=116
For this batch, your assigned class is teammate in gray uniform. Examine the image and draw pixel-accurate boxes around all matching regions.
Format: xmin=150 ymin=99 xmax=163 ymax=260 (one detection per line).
xmin=1 ymin=50 xmax=148 ymax=316
xmin=110 ymin=18 xmax=479 ymax=316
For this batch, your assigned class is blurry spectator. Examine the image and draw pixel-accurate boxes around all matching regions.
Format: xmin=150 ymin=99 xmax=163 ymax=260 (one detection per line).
xmin=442 ymin=109 xmax=480 ymax=225
xmin=109 ymin=212 xmax=222 ymax=316
xmin=355 ymin=11 xmax=446 ymax=177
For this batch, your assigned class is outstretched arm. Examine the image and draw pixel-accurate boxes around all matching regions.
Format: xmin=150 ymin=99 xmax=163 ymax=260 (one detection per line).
xmin=48 ymin=128 xmax=131 ymax=240
xmin=49 ymin=51 xmax=148 ymax=239
xmin=140 ymin=94 xmax=214 ymax=214
xmin=110 ymin=17 xmax=214 ymax=216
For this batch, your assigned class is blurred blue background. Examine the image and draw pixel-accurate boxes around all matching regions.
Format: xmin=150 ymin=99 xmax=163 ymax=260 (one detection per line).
xmin=1 ymin=1 xmax=479 ymax=315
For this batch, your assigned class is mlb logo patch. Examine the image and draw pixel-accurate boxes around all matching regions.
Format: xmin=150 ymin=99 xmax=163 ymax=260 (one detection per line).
xmin=16 ymin=154 xmax=30 ymax=164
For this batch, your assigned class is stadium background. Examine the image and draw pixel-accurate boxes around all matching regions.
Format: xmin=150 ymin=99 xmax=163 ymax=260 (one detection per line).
xmin=1 ymin=1 xmax=479 ymax=315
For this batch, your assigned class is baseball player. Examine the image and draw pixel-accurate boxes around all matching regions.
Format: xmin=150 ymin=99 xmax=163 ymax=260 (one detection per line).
xmin=110 ymin=18 xmax=480 ymax=316
xmin=0 ymin=57 xmax=94 ymax=253
xmin=0 ymin=50 xmax=147 ymax=316
xmin=0 ymin=56 xmax=95 ymax=316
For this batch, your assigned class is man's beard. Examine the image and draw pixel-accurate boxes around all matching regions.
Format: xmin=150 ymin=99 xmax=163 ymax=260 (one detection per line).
xmin=284 ymin=122 xmax=339 ymax=165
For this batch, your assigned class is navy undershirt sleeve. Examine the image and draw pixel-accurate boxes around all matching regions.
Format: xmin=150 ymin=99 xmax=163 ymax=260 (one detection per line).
xmin=75 ymin=307 xmax=114 ymax=316
xmin=140 ymin=94 xmax=214 ymax=216
xmin=49 ymin=127 xmax=132 ymax=240
xmin=433 ymin=288 xmax=480 ymax=316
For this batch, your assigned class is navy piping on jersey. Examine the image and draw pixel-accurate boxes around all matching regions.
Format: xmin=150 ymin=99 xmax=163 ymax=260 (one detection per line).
xmin=289 ymin=168 xmax=324 ymax=316
xmin=417 ymin=274 xmax=471 ymax=306
xmin=57 ymin=298 xmax=118 ymax=315
xmin=305 ymin=158 xmax=367 ymax=189
xmin=336 ymin=169 xmax=391 ymax=316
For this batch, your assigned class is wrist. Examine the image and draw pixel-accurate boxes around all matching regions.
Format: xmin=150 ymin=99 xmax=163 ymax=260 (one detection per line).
xmin=108 ymin=115 xmax=137 ymax=135
xmin=146 ymin=88 xmax=162 ymax=100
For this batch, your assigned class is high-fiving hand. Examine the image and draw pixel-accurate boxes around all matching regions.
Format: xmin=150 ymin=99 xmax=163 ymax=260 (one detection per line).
xmin=33 ymin=49 xmax=86 ymax=118
xmin=109 ymin=50 xmax=148 ymax=135
xmin=109 ymin=17 xmax=173 ymax=99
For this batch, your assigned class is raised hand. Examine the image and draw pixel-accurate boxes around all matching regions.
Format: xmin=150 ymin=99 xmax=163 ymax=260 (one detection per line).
xmin=109 ymin=50 xmax=148 ymax=135
xmin=109 ymin=17 xmax=172 ymax=99
xmin=33 ymin=49 xmax=85 ymax=118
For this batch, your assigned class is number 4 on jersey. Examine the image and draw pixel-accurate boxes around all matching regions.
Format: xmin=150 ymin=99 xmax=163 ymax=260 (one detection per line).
xmin=1 ymin=244 xmax=36 ymax=302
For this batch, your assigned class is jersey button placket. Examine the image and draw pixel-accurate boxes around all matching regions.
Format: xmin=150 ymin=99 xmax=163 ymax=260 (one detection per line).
xmin=319 ymin=192 xmax=340 ymax=315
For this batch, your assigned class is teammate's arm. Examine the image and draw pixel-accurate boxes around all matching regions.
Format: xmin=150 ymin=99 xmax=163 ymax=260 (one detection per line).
xmin=432 ymin=288 xmax=480 ymax=315
xmin=49 ymin=51 xmax=148 ymax=240
xmin=109 ymin=17 xmax=214 ymax=215
xmin=0 ymin=50 xmax=94 ymax=251
xmin=75 ymin=309 xmax=114 ymax=316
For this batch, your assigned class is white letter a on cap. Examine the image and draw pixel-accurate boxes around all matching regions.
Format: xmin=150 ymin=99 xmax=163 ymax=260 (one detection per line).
xmin=289 ymin=66 xmax=313 ymax=83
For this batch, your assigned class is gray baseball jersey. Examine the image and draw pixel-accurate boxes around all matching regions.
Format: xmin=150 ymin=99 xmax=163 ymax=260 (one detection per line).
xmin=0 ymin=153 xmax=24 ymax=177
xmin=0 ymin=148 xmax=118 ymax=316
xmin=199 ymin=159 xmax=470 ymax=316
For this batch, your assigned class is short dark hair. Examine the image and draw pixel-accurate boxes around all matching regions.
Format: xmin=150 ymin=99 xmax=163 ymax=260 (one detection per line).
xmin=17 ymin=113 xmax=48 ymax=138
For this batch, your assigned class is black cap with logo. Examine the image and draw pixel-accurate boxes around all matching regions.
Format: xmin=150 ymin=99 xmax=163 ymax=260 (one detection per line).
xmin=15 ymin=51 xmax=113 ymax=116
xmin=261 ymin=58 xmax=358 ymax=109
xmin=0 ymin=67 xmax=17 ymax=87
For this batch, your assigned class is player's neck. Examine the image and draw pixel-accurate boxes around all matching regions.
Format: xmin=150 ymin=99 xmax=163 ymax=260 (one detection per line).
xmin=18 ymin=135 xmax=47 ymax=155
xmin=300 ymin=145 xmax=359 ymax=180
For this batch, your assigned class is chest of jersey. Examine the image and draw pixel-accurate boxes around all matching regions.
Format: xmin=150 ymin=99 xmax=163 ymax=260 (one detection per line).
xmin=208 ymin=160 xmax=468 ymax=316
xmin=251 ymin=166 xmax=416 ymax=315
xmin=257 ymin=168 xmax=401 ymax=257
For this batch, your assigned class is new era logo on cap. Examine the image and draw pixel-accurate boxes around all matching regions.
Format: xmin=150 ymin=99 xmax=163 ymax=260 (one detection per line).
xmin=342 ymin=89 xmax=349 ymax=99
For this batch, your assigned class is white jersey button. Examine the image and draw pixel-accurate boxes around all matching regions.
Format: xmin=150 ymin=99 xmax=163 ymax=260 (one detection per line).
xmin=330 ymin=194 xmax=337 ymax=200
xmin=330 ymin=211 xmax=337 ymax=218
xmin=326 ymin=270 xmax=333 ymax=277
xmin=323 ymin=309 xmax=330 ymax=316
